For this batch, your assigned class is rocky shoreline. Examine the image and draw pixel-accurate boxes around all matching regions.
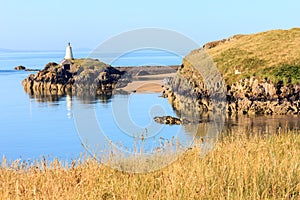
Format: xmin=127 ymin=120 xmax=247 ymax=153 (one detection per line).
xmin=162 ymin=55 xmax=300 ymax=116
xmin=163 ymin=76 xmax=300 ymax=116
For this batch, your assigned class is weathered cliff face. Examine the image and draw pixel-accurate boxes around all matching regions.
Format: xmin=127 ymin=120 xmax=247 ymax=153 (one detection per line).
xmin=22 ymin=59 xmax=126 ymax=98
xmin=162 ymin=51 xmax=300 ymax=116
xmin=226 ymin=78 xmax=300 ymax=115
xmin=162 ymin=49 xmax=227 ymax=120
xmin=22 ymin=62 xmax=73 ymax=96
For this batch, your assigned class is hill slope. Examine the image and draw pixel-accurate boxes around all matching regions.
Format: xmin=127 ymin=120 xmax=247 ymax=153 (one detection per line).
xmin=205 ymin=28 xmax=300 ymax=84
xmin=163 ymin=28 xmax=300 ymax=115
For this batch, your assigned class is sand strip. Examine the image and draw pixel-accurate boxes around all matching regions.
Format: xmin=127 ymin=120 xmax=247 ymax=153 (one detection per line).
xmin=120 ymin=73 xmax=176 ymax=93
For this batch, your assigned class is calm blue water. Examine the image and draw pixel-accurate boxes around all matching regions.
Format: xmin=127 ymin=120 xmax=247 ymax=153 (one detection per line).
xmin=0 ymin=50 xmax=185 ymax=162
xmin=0 ymin=70 xmax=81 ymax=161
xmin=0 ymin=50 xmax=299 ymax=163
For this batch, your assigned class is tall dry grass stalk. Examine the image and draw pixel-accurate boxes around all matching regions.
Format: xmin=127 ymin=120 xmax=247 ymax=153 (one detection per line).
xmin=0 ymin=131 xmax=299 ymax=199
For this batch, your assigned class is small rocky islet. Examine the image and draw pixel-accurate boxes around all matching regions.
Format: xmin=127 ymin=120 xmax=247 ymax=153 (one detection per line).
xmin=22 ymin=28 xmax=300 ymax=123
xmin=14 ymin=65 xmax=26 ymax=70
xmin=22 ymin=59 xmax=125 ymax=97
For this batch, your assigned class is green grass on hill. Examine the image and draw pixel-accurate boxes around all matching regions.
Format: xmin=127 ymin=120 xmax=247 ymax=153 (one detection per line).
xmin=71 ymin=58 xmax=110 ymax=71
xmin=206 ymin=28 xmax=300 ymax=85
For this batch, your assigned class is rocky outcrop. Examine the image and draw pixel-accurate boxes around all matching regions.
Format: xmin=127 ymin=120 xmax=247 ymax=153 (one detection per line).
xmin=14 ymin=65 xmax=39 ymax=71
xmin=22 ymin=59 xmax=126 ymax=97
xmin=226 ymin=78 xmax=300 ymax=115
xmin=14 ymin=65 xmax=26 ymax=70
xmin=162 ymin=52 xmax=300 ymax=116
xmin=154 ymin=116 xmax=181 ymax=125
xmin=154 ymin=115 xmax=211 ymax=125
xmin=23 ymin=62 xmax=72 ymax=96
xmin=163 ymin=71 xmax=300 ymax=116
xmin=162 ymin=49 xmax=227 ymax=120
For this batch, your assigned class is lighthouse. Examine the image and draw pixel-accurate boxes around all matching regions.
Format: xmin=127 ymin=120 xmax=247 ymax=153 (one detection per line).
xmin=64 ymin=42 xmax=74 ymax=60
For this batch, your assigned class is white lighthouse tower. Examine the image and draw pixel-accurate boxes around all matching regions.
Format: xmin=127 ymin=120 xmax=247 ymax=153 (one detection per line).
xmin=64 ymin=42 xmax=74 ymax=60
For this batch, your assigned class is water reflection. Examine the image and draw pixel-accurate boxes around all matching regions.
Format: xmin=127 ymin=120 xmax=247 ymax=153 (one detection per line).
xmin=72 ymin=92 xmax=196 ymax=172
xmin=26 ymin=89 xmax=113 ymax=104
xmin=223 ymin=115 xmax=300 ymax=135
xmin=24 ymin=89 xmax=300 ymax=167
xmin=27 ymin=90 xmax=66 ymax=103
xmin=27 ymin=91 xmax=300 ymax=139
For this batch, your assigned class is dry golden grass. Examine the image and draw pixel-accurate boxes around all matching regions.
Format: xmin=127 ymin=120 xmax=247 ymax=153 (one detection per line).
xmin=1 ymin=131 xmax=300 ymax=199
xmin=206 ymin=28 xmax=300 ymax=84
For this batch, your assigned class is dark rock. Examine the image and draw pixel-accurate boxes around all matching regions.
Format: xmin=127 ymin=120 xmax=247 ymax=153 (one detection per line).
xmin=154 ymin=116 xmax=181 ymax=125
xmin=14 ymin=65 xmax=26 ymax=70
xmin=44 ymin=62 xmax=58 ymax=70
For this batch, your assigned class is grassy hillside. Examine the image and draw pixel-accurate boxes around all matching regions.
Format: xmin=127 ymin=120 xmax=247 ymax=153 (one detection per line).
xmin=205 ymin=28 xmax=300 ymax=84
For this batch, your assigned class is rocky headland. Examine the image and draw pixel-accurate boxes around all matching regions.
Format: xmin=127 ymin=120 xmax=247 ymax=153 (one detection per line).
xmin=162 ymin=28 xmax=300 ymax=116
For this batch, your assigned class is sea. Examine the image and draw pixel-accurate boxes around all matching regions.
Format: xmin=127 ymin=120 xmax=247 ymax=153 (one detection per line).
xmin=0 ymin=50 xmax=299 ymax=163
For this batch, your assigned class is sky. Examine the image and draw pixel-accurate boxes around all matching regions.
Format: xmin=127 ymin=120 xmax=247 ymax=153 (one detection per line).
xmin=1 ymin=0 xmax=299 ymax=51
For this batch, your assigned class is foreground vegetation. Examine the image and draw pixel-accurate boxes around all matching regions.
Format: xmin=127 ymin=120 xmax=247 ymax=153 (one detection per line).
xmin=1 ymin=131 xmax=300 ymax=199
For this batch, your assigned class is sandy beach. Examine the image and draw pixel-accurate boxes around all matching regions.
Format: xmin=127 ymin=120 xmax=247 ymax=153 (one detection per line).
xmin=120 ymin=73 xmax=176 ymax=93
xmin=115 ymin=66 xmax=178 ymax=93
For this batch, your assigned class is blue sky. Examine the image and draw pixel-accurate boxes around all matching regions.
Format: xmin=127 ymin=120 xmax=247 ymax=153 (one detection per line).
xmin=1 ymin=0 xmax=299 ymax=50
